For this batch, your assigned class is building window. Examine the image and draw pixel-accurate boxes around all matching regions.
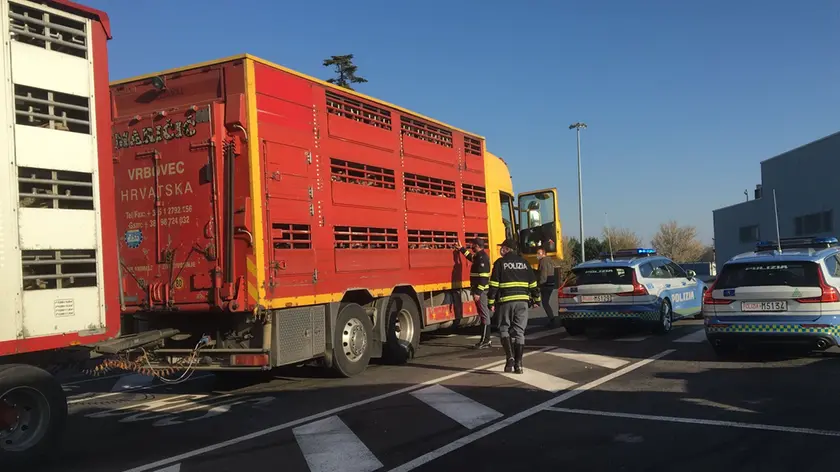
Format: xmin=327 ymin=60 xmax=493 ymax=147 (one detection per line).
xmin=794 ymin=210 xmax=834 ymax=236
xmin=738 ymin=225 xmax=760 ymax=243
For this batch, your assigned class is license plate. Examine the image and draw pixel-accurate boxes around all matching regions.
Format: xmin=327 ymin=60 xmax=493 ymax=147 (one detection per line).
xmin=581 ymin=295 xmax=613 ymax=303
xmin=741 ymin=301 xmax=787 ymax=312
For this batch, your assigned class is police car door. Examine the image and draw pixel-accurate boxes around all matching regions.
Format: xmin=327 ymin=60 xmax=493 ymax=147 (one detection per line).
xmin=665 ymin=261 xmax=700 ymax=318
xmin=645 ymin=259 xmax=672 ymax=301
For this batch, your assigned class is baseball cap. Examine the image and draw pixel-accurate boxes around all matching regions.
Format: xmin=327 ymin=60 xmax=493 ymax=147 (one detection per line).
xmin=498 ymin=238 xmax=518 ymax=251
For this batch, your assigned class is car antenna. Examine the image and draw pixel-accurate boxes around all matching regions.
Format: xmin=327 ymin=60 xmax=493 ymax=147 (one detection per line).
xmin=772 ymin=189 xmax=782 ymax=253
xmin=605 ymin=212 xmax=614 ymax=261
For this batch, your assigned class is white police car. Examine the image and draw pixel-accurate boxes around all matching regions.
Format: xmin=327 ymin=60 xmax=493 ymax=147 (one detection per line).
xmin=557 ymin=248 xmax=705 ymax=336
xmin=703 ymin=236 xmax=840 ymax=355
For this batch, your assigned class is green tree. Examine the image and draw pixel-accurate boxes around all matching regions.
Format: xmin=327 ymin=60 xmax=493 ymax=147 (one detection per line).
xmin=323 ymin=54 xmax=368 ymax=90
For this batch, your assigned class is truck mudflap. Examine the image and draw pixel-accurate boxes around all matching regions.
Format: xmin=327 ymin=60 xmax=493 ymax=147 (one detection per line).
xmin=113 ymin=104 xmax=239 ymax=312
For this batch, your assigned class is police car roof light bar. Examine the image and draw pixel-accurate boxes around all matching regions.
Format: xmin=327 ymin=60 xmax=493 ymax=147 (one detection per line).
xmin=755 ymin=237 xmax=839 ymax=252
xmin=604 ymin=248 xmax=657 ymax=259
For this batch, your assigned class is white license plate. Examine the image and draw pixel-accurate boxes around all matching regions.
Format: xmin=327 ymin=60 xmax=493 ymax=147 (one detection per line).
xmin=741 ymin=301 xmax=788 ymax=312
xmin=581 ymin=295 xmax=613 ymax=303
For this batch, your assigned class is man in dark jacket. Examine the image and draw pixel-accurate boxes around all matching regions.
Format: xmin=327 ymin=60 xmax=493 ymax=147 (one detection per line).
xmin=537 ymin=248 xmax=557 ymax=325
xmin=457 ymin=237 xmax=492 ymax=349
xmin=488 ymin=238 xmax=540 ymax=374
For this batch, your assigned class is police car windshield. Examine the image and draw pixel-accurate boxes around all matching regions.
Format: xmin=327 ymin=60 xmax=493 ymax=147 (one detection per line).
xmin=572 ymin=267 xmax=633 ymax=285
xmin=715 ymin=262 xmax=821 ymax=289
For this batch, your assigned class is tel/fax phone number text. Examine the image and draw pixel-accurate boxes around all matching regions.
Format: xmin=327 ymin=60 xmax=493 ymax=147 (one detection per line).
xmin=127 ymin=216 xmax=191 ymax=229
xmin=124 ymin=205 xmax=194 ymax=221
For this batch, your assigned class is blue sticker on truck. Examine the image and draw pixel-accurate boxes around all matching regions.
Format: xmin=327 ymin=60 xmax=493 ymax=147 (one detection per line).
xmin=125 ymin=229 xmax=143 ymax=249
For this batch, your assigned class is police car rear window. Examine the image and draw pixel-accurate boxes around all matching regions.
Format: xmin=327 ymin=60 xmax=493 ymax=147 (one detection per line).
xmin=572 ymin=267 xmax=633 ymax=285
xmin=715 ymin=262 xmax=821 ymax=289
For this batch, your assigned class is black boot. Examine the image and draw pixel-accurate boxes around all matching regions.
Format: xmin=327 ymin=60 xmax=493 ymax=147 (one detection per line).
xmin=513 ymin=341 xmax=524 ymax=374
xmin=473 ymin=324 xmax=492 ymax=349
xmin=501 ymin=337 xmax=515 ymax=373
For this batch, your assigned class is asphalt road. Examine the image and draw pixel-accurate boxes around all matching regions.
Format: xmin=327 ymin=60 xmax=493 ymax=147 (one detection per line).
xmin=31 ymin=307 xmax=840 ymax=472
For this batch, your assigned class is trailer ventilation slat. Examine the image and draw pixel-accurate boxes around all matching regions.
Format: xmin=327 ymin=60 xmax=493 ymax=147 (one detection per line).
xmin=400 ymin=116 xmax=453 ymax=148
xmin=22 ymin=249 xmax=97 ymax=290
xmin=462 ymin=183 xmax=486 ymax=203
xmin=326 ymin=91 xmax=392 ymax=131
xmin=464 ymin=136 xmax=482 ymax=157
xmin=330 ymin=158 xmax=395 ymax=190
xmin=18 ymin=167 xmax=94 ymax=210
xmin=408 ymin=230 xmax=458 ymax=250
xmin=334 ymin=226 xmax=398 ymax=250
xmin=14 ymin=84 xmax=90 ymax=134
xmin=404 ymin=173 xmax=456 ymax=199
xmin=465 ymin=232 xmax=489 ymax=243
xmin=9 ymin=1 xmax=88 ymax=59
xmin=272 ymin=223 xmax=312 ymax=250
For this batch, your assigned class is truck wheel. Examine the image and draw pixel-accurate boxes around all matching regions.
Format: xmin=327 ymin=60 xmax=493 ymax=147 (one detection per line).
xmin=383 ymin=293 xmax=421 ymax=364
xmin=332 ymin=303 xmax=374 ymax=378
xmin=0 ymin=364 xmax=67 ymax=467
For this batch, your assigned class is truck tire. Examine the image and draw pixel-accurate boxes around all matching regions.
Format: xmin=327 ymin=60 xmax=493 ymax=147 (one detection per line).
xmin=382 ymin=293 xmax=421 ymax=364
xmin=332 ymin=303 xmax=374 ymax=378
xmin=0 ymin=364 xmax=67 ymax=467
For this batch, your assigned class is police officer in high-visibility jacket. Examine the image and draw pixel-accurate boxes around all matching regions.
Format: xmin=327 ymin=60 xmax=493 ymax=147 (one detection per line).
xmin=457 ymin=237 xmax=492 ymax=349
xmin=487 ymin=238 xmax=540 ymax=374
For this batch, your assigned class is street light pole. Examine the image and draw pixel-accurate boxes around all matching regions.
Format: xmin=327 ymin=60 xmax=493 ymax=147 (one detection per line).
xmin=569 ymin=122 xmax=587 ymax=262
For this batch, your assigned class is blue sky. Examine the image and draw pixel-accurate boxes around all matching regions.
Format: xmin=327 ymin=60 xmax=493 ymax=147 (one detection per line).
xmin=86 ymin=0 xmax=840 ymax=245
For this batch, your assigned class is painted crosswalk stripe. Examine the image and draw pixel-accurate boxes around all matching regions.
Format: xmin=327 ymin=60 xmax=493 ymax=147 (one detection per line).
xmin=411 ymin=384 xmax=503 ymax=430
xmin=110 ymin=373 xmax=155 ymax=392
xmin=525 ymin=327 xmax=565 ymax=341
xmin=545 ymin=348 xmax=629 ymax=369
xmin=293 ymin=416 xmax=382 ymax=472
xmin=616 ymin=336 xmax=649 ymax=342
xmin=674 ymin=328 xmax=707 ymax=343
xmin=152 ymin=464 xmax=180 ymax=472
xmin=489 ymin=365 xmax=576 ymax=392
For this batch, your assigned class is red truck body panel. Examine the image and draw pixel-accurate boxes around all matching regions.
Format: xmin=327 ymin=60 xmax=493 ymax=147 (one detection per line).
xmin=111 ymin=56 xmax=488 ymax=319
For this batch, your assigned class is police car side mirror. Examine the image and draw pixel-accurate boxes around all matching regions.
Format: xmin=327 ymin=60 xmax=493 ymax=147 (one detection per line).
xmin=686 ymin=269 xmax=696 ymax=280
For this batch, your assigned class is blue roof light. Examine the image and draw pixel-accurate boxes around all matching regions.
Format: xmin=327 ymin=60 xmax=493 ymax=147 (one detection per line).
xmin=601 ymin=248 xmax=657 ymax=259
xmin=755 ymin=237 xmax=839 ymax=252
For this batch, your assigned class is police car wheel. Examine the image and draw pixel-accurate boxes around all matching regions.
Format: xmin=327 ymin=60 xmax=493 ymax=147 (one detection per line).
xmin=653 ymin=299 xmax=672 ymax=334
xmin=562 ymin=320 xmax=585 ymax=336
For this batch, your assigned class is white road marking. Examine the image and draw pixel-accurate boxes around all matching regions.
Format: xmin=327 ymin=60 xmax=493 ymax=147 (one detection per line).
xmin=61 ymin=373 xmax=125 ymax=386
xmin=120 ymin=346 xmax=556 ymax=472
xmin=682 ymin=398 xmax=759 ymax=414
xmin=67 ymin=374 xmax=212 ymax=405
xmin=386 ymin=349 xmax=675 ymax=472
xmin=674 ymin=328 xmax=708 ymax=343
xmin=465 ymin=335 xmax=481 ymax=340
xmin=110 ymin=373 xmax=155 ymax=392
xmin=545 ymin=348 xmax=629 ymax=370
xmin=152 ymin=464 xmax=180 ymax=472
xmin=616 ymin=336 xmax=649 ymax=342
xmin=525 ymin=327 xmax=566 ymax=340
xmin=562 ymin=336 xmax=587 ymax=341
xmin=489 ymin=364 xmax=576 ymax=392
xmin=293 ymin=416 xmax=383 ymax=472
xmin=411 ymin=384 xmax=503 ymax=430
xmin=545 ymin=407 xmax=840 ymax=437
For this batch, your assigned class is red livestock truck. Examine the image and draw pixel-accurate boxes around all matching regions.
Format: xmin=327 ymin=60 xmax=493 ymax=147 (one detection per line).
xmin=107 ymin=55 xmax=563 ymax=378
xmin=0 ymin=0 xmax=119 ymax=466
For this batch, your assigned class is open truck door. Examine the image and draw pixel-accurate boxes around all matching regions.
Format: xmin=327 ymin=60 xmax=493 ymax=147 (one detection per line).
xmin=516 ymin=188 xmax=562 ymax=266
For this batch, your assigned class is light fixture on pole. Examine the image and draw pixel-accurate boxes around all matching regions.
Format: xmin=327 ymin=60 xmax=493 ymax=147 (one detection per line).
xmin=569 ymin=122 xmax=587 ymax=262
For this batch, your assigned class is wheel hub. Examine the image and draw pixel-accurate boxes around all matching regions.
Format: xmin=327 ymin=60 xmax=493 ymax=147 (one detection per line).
xmin=342 ymin=318 xmax=368 ymax=362
xmin=0 ymin=387 xmax=50 ymax=452
xmin=0 ymin=400 xmax=18 ymax=431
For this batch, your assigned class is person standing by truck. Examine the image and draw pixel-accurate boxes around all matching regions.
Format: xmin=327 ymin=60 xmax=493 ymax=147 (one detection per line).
xmin=488 ymin=239 xmax=540 ymax=374
xmin=457 ymin=237 xmax=492 ymax=349
xmin=536 ymin=248 xmax=557 ymax=325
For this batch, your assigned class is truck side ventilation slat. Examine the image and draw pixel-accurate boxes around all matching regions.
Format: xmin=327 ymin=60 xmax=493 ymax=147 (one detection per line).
xmin=465 ymin=232 xmax=489 ymax=243
xmin=9 ymin=2 xmax=88 ymax=59
xmin=404 ymin=173 xmax=456 ymax=199
xmin=462 ymin=183 xmax=486 ymax=203
xmin=272 ymin=223 xmax=312 ymax=250
xmin=325 ymin=91 xmax=392 ymax=131
xmin=407 ymin=229 xmax=458 ymax=250
xmin=334 ymin=226 xmax=398 ymax=250
xmin=400 ymin=116 xmax=453 ymax=148
xmin=14 ymin=84 xmax=90 ymax=134
xmin=18 ymin=166 xmax=94 ymax=210
xmin=464 ymin=136 xmax=482 ymax=157
xmin=22 ymin=249 xmax=97 ymax=291
xmin=330 ymin=158 xmax=395 ymax=189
